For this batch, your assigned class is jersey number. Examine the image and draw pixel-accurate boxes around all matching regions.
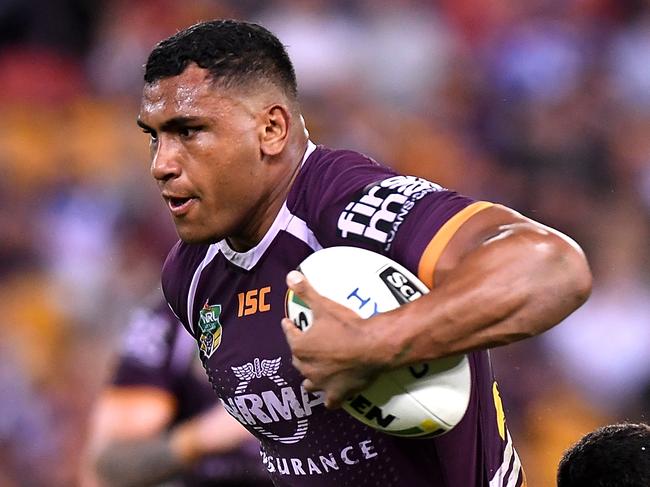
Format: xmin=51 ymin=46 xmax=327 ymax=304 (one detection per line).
xmin=237 ymin=287 xmax=271 ymax=317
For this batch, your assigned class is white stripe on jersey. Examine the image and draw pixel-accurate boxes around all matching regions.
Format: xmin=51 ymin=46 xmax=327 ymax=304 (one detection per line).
xmin=489 ymin=430 xmax=522 ymax=487
xmin=285 ymin=212 xmax=323 ymax=253
xmin=489 ymin=430 xmax=513 ymax=487
xmin=506 ymin=443 xmax=522 ymax=487
xmin=187 ymin=244 xmax=220 ymax=334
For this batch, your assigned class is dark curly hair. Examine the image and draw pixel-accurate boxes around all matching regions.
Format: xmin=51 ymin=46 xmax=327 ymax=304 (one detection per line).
xmin=557 ymin=423 xmax=650 ymax=487
xmin=144 ymin=19 xmax=297 ymax=99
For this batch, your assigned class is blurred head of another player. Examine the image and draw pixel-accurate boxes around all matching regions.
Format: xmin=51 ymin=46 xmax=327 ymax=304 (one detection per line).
xmin=138 ymin=20 xmax=307 ymax=247
xmin=557 ymin=423 xmax=650 ymax=487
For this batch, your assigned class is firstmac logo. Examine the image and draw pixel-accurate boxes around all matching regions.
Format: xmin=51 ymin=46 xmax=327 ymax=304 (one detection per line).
xmin=337 ymin=176 xmax=441 ymax=249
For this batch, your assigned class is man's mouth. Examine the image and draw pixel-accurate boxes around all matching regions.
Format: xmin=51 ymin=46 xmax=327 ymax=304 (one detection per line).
xmin=165 ymin=195 xmax=197 ymax=216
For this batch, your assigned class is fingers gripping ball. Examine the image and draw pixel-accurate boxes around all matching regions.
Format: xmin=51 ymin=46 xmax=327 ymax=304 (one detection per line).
xmin=285 ymin=246 xmax=471 ymax=438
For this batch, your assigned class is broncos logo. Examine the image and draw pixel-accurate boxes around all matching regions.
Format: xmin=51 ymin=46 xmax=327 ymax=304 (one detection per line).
xmin=232 ymin=357 xmax=287 ymax=393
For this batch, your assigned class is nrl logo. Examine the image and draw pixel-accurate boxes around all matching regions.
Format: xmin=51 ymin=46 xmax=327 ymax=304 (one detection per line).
xmin=198 ymin=301 xmax=222 ymax=359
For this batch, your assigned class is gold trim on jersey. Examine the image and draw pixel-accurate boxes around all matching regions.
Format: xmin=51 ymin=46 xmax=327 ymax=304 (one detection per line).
xmin=417 ymin=201 xmax=494 ymax=288
xmin=493 ymin=381 xmax=507 ymax=441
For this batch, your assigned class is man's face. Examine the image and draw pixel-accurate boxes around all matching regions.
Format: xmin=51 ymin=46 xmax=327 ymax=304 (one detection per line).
xmin=138 ymin=64 xmax=269 ymax=244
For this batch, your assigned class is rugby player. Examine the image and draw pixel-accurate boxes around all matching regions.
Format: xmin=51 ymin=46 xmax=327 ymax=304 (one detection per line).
xmin=137 ymin=19 xmax=592 ymax=486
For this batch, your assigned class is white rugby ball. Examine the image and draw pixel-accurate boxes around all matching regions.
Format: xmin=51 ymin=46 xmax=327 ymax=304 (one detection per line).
xmin=285 ymin=246 xmax=471 ymax=438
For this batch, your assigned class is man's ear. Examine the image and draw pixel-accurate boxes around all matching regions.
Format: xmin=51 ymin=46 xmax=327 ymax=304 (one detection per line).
xmin=259 ymin=104 xmax=291 ymax=157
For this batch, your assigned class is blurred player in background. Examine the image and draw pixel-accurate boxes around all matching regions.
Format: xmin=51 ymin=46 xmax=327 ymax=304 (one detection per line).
xmin=557 ymin=422 xmax=650 ymax=487
xmin=80 ymin=294 xmax=272 ymax=486
xmin=137 ymin=20 xmax=592 ymax=486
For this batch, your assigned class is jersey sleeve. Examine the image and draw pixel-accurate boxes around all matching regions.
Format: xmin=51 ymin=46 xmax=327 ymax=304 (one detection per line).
xmin=289 ymin=146 xmax=493 ymax=286
xmin=111 ymin=302 xmax=183 ymax=391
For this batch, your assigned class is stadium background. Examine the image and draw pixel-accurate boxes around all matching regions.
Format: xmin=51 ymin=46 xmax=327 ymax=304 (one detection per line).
xmin=0 ymin=0 xmax=649 ymax=485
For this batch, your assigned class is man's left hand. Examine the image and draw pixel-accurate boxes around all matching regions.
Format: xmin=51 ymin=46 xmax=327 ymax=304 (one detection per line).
xmin=281 ymin=270 xmax=388 ymax=409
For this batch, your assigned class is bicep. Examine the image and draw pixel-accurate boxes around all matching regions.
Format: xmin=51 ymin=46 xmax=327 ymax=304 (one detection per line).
xmin=431 ymin=204 xmax=576 ymax=286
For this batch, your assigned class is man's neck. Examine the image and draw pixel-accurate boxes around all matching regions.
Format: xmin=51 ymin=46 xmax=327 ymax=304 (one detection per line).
xmin=226 ymin=138 xmax=309 ymax=252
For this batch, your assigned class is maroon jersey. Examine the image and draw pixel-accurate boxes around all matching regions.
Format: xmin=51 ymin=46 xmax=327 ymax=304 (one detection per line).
xmin=162 ymin=143 xmax=525 ymax=487
xmin=113 ymin=298 xmax=272 ymax=486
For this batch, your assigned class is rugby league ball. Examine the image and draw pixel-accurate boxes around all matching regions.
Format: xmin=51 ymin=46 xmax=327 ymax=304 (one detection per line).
xmin=285 ymin=246 xmax=471 ymax=438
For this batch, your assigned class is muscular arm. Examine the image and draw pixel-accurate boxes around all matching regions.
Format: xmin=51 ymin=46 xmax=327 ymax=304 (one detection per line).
xmin=282 ymin=205 xmax=592 ymax=407
xmin=94 ymin=436 xmax=184 ymax=487
xmin=383 ymin=204 xmax=592 ymax=366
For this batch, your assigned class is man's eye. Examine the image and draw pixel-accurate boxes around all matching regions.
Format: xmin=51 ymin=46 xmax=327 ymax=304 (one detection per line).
xmin=179 ymin=127 xmax=200 ymax=139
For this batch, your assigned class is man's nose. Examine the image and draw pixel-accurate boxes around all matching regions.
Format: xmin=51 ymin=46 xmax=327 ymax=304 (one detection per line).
xmin=151 ymin=138 xmax=181 ymax=182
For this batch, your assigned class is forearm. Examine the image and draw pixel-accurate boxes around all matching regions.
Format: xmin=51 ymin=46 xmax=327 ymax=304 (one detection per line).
xmin=380 ymin=223 xmax=592 ymax=367
xmin=94 ymin=435 xmax=185 ymax=487
xmin=93 ymin=406 xmax=255 ymax=486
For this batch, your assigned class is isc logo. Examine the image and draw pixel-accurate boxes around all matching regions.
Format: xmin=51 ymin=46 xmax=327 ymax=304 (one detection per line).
xmin=237 ymin=286 xmax=271 ymax=317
